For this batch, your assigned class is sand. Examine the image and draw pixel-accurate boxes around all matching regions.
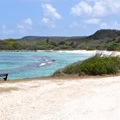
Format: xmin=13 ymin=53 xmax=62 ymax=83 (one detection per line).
xmin=37 ymin=50 xmax=120 ymax=56
xmin=0 ymin=76 xmax=120 ymax=120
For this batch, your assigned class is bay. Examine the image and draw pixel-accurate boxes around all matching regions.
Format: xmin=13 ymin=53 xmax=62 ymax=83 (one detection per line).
xmin=0 ymin=51 xmax=93 ymax=80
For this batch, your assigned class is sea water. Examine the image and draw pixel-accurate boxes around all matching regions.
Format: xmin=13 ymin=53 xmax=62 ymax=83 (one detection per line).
xmin=0 ymin=51 xmax=93 ymax=80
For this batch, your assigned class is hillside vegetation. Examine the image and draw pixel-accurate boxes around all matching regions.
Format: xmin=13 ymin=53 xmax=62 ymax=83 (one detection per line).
xmin=0 ymin=29 xmax=120 ymax=50
xmin=53 ymin=56 xmax=120 ymax=76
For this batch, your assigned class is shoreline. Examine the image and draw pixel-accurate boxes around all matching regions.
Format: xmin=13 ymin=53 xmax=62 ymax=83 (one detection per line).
xmin=1 ymin=73 xmax=120 ymax=83
xmin=0 ymin=49 xmax=120 ymax=55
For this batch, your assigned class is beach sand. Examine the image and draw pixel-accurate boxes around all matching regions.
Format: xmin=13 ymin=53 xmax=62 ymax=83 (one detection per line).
xmin=38 ymin=49 xmax=120 ymax=56
xmin=0 ymin=76 xmax=120 ymax=120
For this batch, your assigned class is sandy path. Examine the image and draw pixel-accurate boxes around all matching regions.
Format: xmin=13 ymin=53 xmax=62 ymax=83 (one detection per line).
xmin=0 ymin=76 xmax=120 ymax=120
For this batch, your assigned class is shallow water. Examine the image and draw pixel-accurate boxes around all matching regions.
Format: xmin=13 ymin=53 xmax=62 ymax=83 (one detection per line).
xmin=0 ymin=52 xmax=93 ymax=80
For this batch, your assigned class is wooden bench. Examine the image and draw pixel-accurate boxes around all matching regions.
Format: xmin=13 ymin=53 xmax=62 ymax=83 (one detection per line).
xmin=0 ymin=74 xmax=8 ymax=81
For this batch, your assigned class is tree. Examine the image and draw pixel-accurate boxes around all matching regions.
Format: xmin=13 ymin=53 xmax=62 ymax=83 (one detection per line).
xmin=46 ymin=38 xmax=49 ymax=43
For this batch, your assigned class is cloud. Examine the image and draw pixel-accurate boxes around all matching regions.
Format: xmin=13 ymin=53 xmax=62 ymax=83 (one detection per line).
xmin=69 ymin=21 xmax=81 ymax=28
xmin=41 ymin=4 xmax=62 ymax=28
xmin=100 ymin=21 xmax=120 ymax=30
xmin=0 ymin=25 xmax=15 ymax=34
xmin=41 ymin=17 xmax=55 ymax=28
xmin=85 ymin=18 xmax=100 ymax=24
xmin=92 ymin=1 xmax=107 ymax=17
xmin=71 ymin=2 xmax=92 ymax=17
xmin=0 ymin=18 xmax=33 ymax=35
xmin=42 ymin=4 xmax=61 ymax=20
xmin=17 ymin=18 xmax=32 ymax=33
xmin=70 ymin=0 xmax=120 ymax=31
xmin=71 ymin=0 xmax=120 ymax=18
xmin=69 ymin=21 xmax=87 ymax=29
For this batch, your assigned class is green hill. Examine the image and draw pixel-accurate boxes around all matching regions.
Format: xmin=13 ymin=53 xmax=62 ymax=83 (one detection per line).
xmin=88 ymin=29 xmax=120 ymax=40
xmin=0 ymin=29 xmax=120 ymax=50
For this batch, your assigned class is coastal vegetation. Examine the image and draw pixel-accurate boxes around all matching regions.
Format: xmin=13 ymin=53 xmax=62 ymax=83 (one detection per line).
xmin=53 ymin=55 xmax=120 ymax=76
xmin=0 ymin=29 xmax=120 ymax=51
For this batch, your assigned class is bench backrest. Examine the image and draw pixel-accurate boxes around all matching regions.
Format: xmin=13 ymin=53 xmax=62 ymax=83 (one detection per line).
xmin=0 ymin=74 xmax=8 ymax=81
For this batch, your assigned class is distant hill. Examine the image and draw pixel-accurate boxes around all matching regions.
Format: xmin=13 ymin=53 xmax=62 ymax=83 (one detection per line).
xmin=1 ymin=29 xmax=120 ymax=51
xmin=17 ymin=29 xmax=120 ymax=42
xmin=18 ymin=36 xmax=47 ymax=41
xmin=18 ymin=36 xmax=81 ymax=42
xmin=88 ymin=29 xmax=120 ymax=40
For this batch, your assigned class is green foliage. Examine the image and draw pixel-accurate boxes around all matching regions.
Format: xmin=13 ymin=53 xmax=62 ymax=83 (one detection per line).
xmin=50 ymin=41 xmax=57 ymax=46
xmin=116 ymin=44 xmax=120 ymax=51
xmin=46 ymin=38 xmax=49 ymax=43
xmin=107 ymin=42 xmax=118 ymax=51
xmin=53 ymin=56 xmax=120 ymax=76
xmin=88 ymin=29 xmax=120 ymax=40
xmin=77 ymin=57 xmax=118 ymax=75
xmin=1 ymin=29 xmax=120 ymax=50
xmin=86 ymin=46 xmax=96 ymax=50
xmin=58 ymin=41 xmax=66 ymax=45
xmin=53 ymin=70 xmax=62 ymax=76
xmin=64 ymin=64 xmax=76 ymax=74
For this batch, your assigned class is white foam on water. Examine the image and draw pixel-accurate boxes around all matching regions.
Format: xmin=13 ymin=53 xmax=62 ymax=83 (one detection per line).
xmin=39 ymin=63 xmax=46 ymax=66
xmin=48 ymin=62 xmax=52 ymax=64
xmin=45 ymin=59 xmax=49 ymax=62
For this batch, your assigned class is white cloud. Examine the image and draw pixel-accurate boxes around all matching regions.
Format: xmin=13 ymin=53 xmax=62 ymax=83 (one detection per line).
xmin=100 ymin=23 xmax=108 ymax=29
xmin=71 ymin=2 xmax=92 ymax=17
xmin=41 ymin=4 xmax=62 ymax=28
xmin=71 ymin=0 xmax=120 ymax=18
xmin=69 ymin=21 xmax=81 ymax=28
xmin=0 ymin=18 xmax=33 ymax=35
xmin=42 ymin=4 xmax=61 ymax=20
xmin=17 ymin=18 xmax=32 ymax=33
xmin=0 ymin=25 xmax=15 ymax=34
xmin=100 ymin=21 xmax=120 ymax=30
xmin=85 ymin=18 xmax=100 ymax=24
xmin=70 ymin=0 xmax=120 ymax=31
xmin=69 ymin=21 xmax=87 ymax=29
xmin=24 ymin=18 xmax=32 ymax=26
xmin=92 ymin=1 xmax=107 ymax=17
xmin=107 ymin=0 xmax=120 ymax=13
xmin=41 ymin=17 xmax=55 ymax=28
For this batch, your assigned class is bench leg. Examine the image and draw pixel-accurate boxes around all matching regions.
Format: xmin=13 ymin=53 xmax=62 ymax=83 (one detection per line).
xmin=4 ymin=76 xmax=8 ymax=81
xmin=4 ymin=78 xmax=7 ymax=81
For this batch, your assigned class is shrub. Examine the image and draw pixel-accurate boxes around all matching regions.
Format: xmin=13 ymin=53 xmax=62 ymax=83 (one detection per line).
xmin=53 ymin=70 xmax=61 ymax=76
xmin=53 ymin=56 xmax=120 ymax=76
xmin=77 ymin=57 xmax=118 ymax=75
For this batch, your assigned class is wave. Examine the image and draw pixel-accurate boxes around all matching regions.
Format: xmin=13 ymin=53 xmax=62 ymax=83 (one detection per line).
xmin=0 ymin=56 xmax=55 ymax=74
xmin=39 ymin=63 xmax=47 ymax=66
xmin=39 ymin=57 xmax=55 ymax=67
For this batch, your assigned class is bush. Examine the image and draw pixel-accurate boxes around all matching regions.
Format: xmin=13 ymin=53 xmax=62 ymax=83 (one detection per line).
xmin=77 ymin=57 xmax=118 ymax=75
xmin=53 ymin=70 xmax=62 ymax=76
xmin=53 ymin=56 xmax=120 ymax=76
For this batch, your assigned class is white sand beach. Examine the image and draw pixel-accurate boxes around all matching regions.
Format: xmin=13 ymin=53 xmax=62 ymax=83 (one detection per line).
xmin=38 ymin=50 xmax=120 ymax=56
xmin=0 ymin=76 xmax=120 ymax=120
xmin=61 ymin=50 xmax=120 ymax=56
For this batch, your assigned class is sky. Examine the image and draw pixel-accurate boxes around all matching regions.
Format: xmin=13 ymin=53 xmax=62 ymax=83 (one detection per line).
xmin=0 ymin=0 xmax=120 ymax=39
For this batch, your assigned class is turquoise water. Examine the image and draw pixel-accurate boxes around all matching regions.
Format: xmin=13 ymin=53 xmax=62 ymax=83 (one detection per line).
xmin=0 ymin=52 xmax=93 ymax=80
